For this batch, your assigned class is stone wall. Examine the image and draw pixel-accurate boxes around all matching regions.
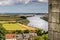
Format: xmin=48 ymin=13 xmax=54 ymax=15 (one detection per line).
xmin=49 ymin=0 xmax=60 ymax=40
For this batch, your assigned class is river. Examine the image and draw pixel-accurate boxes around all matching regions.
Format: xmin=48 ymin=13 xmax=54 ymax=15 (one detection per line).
xmin=27 ymin=15 xmax=48 ymax=32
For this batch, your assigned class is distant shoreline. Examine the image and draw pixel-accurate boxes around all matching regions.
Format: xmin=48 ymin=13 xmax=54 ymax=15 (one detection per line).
xmin=0 ymin=13 xmax=48 ymax=15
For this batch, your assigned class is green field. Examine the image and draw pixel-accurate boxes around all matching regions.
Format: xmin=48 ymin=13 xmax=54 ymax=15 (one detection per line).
xmin=2 ymin=23 xmax=36 ymax=31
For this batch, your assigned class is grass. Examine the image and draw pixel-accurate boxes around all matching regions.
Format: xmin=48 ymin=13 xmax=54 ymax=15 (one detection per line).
xmin=2 ymin=23 xmax=36 ymax=31
xmin=33 ymin=34 xmax=48 ymax=40
xmin=40 ymin=14 xmax=48 ymax=21
xmin=18 ymin=19 xmax=29 ymax=25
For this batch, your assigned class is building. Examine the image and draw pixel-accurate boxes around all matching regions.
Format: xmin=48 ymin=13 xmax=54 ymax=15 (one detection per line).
xmin=49 ymin=0 xmax=60 ymax=40
xmin=29 ymin=33 xmax=37 ymax=40
xmin=29 ymin=33 xmax=37 ymax=37
xmin=23 ymin=33 xmax=30 ymax=40
xmin=16 ymin=34 xmax=23 ymax=40
xmin=5 ymin=34 xmax=16 ymax=40
xmin=5 ymin=33 xmax=37 ymax=40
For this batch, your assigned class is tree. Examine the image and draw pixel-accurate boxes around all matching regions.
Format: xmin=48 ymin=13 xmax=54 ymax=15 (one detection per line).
xmin=45 ymin=31 xmax=48 ymax=34
xmin=43 ymin=31 xmax=48 ymax=34
xmin=0 ymin=24 xmax=6 ymax=40
xmin=20 ymin=16 xmax=27 ymax=19
xmin=23 ymin=30 xmax=29 ymax=33
xmin=43 ymin=34 xmax=48 ymax=40
xmin=36 ymin=29 xmax=43 ymax=36
xmin=12 ymin=30 xmax=23 ymax=34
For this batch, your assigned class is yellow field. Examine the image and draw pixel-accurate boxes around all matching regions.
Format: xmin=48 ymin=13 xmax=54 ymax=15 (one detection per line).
xmin=2 ymin=23 xmax=36 ymax=31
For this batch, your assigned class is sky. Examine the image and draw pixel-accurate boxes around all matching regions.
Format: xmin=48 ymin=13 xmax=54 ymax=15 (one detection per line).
xmin=0 ymin=0 xmax=48 ymax=13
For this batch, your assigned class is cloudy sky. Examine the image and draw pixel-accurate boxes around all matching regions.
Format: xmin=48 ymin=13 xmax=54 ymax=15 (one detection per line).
xmin=0 ymin=0 xmax=48 ymax=13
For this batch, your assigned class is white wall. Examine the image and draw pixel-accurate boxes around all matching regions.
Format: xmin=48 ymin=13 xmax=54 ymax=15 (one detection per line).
xmin=6 ymin=39 xmax=16 ymax=40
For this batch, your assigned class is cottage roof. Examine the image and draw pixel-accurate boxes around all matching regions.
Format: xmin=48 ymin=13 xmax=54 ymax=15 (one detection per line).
xmin=5 ymin=34 xmax=16 ymax=39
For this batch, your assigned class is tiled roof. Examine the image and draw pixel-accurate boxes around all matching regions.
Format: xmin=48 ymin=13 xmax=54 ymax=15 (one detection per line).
xmin=5 ymin=34 xmax=16 ymax=39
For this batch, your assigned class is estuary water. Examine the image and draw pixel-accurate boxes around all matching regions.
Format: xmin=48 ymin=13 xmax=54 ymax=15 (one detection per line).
xmin=27 ymin=15 xmax=48 ymax=32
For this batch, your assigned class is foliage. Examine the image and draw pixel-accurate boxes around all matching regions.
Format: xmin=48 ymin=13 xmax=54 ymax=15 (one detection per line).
xmin=20 ymin=16 xmax=27 ymax=19
xmin=0 ymin=24 xmax=6 ymax=40
xmin=33 ymin=36 xmax=42 ymax=40
xmin=33 ymin=34 xmax=48 ymax=40
xmin=13 ymin=30 xmax=23 ymax=34
xmin=43 ymin=31 xmax=48 ymax=35
xmin=23 ymin=30 xmax=29 ymax=33
xmin=18 ymin=16 xmax=29 ymax=25
xmin=18 ymin=19 xmax=29 ymax=25
xmin=41 ymin=17 xmax=48 ymax=21
xmin=36 ymin=29 xmax=43 ymax=36
xmin=40 ymin=15 xmax=48 ymax=21
xmin=43 ymin=34 xmax=48 ymax=40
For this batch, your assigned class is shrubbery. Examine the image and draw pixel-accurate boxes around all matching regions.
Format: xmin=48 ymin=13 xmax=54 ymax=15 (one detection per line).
xmin=17 ymin=16 xmax=29 ymax=25
xmin=0 ymin=24 xmax=6 ymax=40
xmin=34 ymin=29 xmax=48 ymax=40
xmin=18 ymin=19 xmax=29 ymax=25
xmin=12 ymin=30 xmax=23 ymax=34
xmin=40 ymin=15 xmax=48 ymax=21
xmin=33 ymin=34 xmax=48 ymax=40
xmin=20 ymin=16 xmax=27 ymax=19
xmin=23 ymin=30 xmax=29 ymax=33
xmin=9 ymin=30 xmax=30 ymax=34
xmin=36 ymin=29 xmax=43 ymax=36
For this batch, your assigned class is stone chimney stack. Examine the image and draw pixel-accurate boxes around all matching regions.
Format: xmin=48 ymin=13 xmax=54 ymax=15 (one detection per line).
xmin=49 ymin=0 xmax=60 ymax=40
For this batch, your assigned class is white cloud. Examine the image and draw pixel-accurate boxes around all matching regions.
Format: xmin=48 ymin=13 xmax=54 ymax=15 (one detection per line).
xmin=0 ymin=0 xmax=48 ymax=6
xmin=0 ymin=0 xmax=31 ymax=5
xmin=16 ymin=0 xmax=30 ymax=4
xmin=38 ymin=0 xmax=48 ymax=2
xmin=0 ymin=0 xmax=14 ymax=6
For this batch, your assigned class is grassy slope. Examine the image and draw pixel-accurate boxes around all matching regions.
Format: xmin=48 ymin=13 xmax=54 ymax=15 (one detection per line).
xmin=2 ymin=23 xmax=36 ymax=31
xmin=40 ymin=14 xmax=48 ymax=21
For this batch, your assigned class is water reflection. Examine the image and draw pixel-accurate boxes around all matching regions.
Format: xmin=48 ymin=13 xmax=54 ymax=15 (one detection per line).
xmin=27 ymin=15 xmax=48 ymax=31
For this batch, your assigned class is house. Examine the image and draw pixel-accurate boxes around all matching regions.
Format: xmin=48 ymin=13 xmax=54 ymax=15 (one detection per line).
xmin=16 ymin=34 xmax=23 ymax=40
xmin=29 ymin=33 xmax=37 ymax=37
xmin=29 ymin=33 xmax=37 ymax=40
xmin=23 ymin=33 xmax=30 ymax=40
xmin=5 ymin=34 xmax=16 ymax=40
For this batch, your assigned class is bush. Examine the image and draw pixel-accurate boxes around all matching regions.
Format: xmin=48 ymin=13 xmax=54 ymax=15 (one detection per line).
xmin=40 ymin=15 xmax=48 ymax=22
xmin=18 ymin=19 xmax=29 ymax=25
xmin=36 ymin=29 xmax=43 ymax=36
xmin=43 ymin=34 xmax=48 ymax=40
xmin=33 ymin=36 xmax=41 ymax=40
xmin=33 ymin=34 xmax=48 ymax=40
xmin=0 ymin=24 xmax=6 ymax=40
xmin=42 ymin=31 xmax=48 ymax=35
xmin=20 ymin=16 xmax=27 ymax=19
xmin=23 ymin=30 xmax=29 ymax=33
xmin=13 ymin=30 xmax=22 ymax=34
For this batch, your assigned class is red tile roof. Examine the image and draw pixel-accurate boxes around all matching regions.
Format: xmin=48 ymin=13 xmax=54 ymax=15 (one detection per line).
xmin=5 ymin=34 xmax=16 ymax=39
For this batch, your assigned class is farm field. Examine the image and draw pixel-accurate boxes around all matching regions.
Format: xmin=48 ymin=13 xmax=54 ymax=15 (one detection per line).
xmin=2 ymin=23 xmax=36 ymax=31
